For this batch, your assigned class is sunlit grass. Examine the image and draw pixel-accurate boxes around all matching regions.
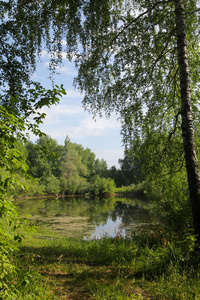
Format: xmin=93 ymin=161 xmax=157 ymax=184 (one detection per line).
xmin=6 ymin=225 xmax=200 ymax=299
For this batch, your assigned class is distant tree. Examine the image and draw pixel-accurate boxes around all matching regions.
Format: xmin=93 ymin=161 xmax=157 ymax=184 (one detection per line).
xmin=107 ymin=166 xmax=122 ymax=188
xmin=93 ymin=159 xmax=108 ymax=178
xmin=118 ymin=151 xmax=144 ymax=185
xmin=45 ymin=175 xmax=60 ymax=195
xmin=36 ymin=136 xmax=63 ymax=178
xmin=91 ymin=175 xmax=116 ymax=196
xmin=60 ymin=137 xmax=88 ymax=194
xmin=74 ymin=145 xmax=96 ymax=179
xmin=25 ymin=137 xmax=62 ymax=179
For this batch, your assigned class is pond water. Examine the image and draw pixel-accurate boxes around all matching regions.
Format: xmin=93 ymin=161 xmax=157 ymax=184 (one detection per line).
xmin=14 ymin=196 xmax=152 ymax=239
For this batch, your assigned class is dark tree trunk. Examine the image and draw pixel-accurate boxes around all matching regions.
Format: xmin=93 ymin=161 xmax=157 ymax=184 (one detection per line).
xmin=174 ymin=0 xmax=200 ymax=242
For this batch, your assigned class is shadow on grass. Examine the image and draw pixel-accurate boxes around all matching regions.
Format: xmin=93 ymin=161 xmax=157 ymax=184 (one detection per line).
xmin=16 ymin=235 xmax=200 ymax=299
xmin=17 ymin=242 xmax=156 ymax=299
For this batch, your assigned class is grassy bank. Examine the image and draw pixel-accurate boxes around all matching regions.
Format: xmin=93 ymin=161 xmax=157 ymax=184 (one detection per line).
xmin=5 ymin=225 xmax=200 ymax=300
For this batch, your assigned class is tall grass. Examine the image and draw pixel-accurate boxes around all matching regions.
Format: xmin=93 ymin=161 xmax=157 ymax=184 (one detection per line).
xmin=4 ymin=226 xmax=200 ymax=299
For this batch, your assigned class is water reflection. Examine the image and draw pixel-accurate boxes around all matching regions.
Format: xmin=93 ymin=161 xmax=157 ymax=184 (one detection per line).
xmin=88 ymin=200 xmax=151 ymax=239
xmin=13 ymin=196 xmax=152 ymax=239
xmin=88 ymin=216 xmax=126 ymax=240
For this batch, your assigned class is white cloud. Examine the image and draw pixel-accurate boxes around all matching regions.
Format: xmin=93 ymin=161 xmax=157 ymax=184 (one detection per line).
xmin=62 ymin=89 xmax=83 ymax=98
xmin=53 ymin=106 xmax=83 ymax=116
xmin=70 ymin=117 xmax=120 ymax=138
xmin=35 ymin=110 xmax=120 ymax=141
xmin=36 ymin=105 xmax=84 ymax=125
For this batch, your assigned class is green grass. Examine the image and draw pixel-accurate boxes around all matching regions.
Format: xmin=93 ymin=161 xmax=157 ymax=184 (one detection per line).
xmin=3 ymin=226 xmax=200 ymax=299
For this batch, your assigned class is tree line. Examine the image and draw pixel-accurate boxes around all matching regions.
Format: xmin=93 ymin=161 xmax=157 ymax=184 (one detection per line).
xmin=10 ymin=135 xmax=143 ymax=198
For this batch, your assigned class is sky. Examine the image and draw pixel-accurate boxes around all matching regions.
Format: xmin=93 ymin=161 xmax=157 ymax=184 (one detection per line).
xmin=30 ymin=51 xmax=124 ymax=168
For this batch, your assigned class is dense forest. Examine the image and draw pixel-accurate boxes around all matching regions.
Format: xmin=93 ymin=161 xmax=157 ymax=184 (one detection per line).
xmin=10 ymin=135 xmax=143 ymax=197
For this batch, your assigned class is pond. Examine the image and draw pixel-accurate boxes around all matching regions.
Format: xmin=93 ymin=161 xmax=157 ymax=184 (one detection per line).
xmin=14 ymin=196 xmax=152 ymax=239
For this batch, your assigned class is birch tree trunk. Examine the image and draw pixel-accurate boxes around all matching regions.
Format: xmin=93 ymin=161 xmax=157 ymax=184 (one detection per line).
xmin=174 ymin=0 xmax=200 ymax=242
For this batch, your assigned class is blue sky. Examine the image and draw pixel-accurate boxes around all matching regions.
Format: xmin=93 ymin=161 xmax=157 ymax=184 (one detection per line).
xmin=30 ymin=50 xmax=124 ymax=168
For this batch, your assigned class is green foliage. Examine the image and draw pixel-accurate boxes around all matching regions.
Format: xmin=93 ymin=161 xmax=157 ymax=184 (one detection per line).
xmin=0 ymin=125 xmax=63 ymax=299
xmin=22 ymin=136 xmax=116 ymax=196
xmin=70 ymin=0 xmax=199 ymax=137
xmin=0 ymin=109 xmax=26 ymax=297
xmin=26 ymin=137 xmax=63 ymax=179
xmin=147 ymin=169 xmax=192 ymax=236
xmin=119 ymin=127 xmax=193 ymax=236
xmin=44 ymin=175 xmax=60 ymax=195
xmin=116 ymin=182 xmax=144 ymax=197
xmin=91 ymin=175 xmax=116 ymax=195
xmin=108 ymin=153 xmax=144 ymax=187
xmin=93 ymin=158 xmax=108 ymax=178
xmin=0 ymin=263 xmax=54 ymax=300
